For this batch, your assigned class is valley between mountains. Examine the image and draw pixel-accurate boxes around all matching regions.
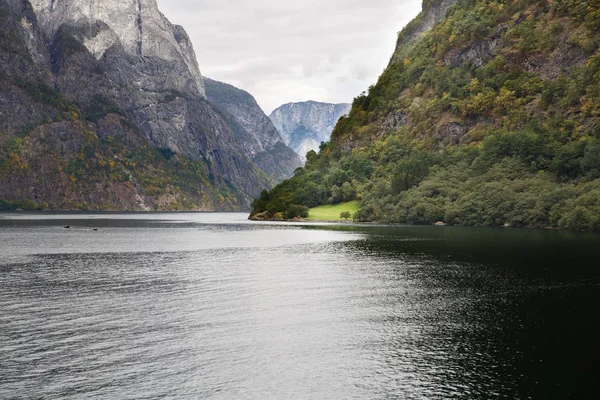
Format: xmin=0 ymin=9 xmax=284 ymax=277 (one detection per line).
xmin=2 ymin=0 xmax=600 ymax=232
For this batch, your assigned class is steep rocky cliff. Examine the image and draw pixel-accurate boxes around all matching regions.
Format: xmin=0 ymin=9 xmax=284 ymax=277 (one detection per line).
xmin=204 ymin=78 xmax=302 ymax=182
xmin=269 ymin=101 xmax=350 ymax=160
xmin=1 ymin=0 xmax=273 ymax=211
xmin=29 ymin=0 xmax=205 ymax=96
xmin=252 ymin=0 xmax=600 ymax=231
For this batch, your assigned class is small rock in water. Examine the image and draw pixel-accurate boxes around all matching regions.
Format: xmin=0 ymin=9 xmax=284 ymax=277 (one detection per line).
xmin=435 ymin=221 xmax=446 ymax=226
xmin=64 ymin=226 xmax=70 ymax=229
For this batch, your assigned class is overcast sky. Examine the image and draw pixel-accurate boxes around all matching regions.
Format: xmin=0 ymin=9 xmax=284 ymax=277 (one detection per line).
xmin=157 ymin=0 xmax=423 ymax=114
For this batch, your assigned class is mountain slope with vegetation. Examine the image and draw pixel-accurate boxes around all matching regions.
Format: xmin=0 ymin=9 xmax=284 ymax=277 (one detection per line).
xmin=0 ymin=0 xmax=276 ymax=211
xmin=251 ymin=0 xmax=600 ymax=231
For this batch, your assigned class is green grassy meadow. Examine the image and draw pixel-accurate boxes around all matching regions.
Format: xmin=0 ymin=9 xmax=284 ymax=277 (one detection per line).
xmin=306 ymin=201 xmax=360 ymax=221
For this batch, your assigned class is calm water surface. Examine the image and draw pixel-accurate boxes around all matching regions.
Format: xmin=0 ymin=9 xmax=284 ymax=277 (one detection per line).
xmin=1 ymin=213 xmax=599 ymax=399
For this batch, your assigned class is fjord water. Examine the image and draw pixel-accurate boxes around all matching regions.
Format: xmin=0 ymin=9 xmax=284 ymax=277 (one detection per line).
xmin=1 ymin=214 xmax=599 ymax=399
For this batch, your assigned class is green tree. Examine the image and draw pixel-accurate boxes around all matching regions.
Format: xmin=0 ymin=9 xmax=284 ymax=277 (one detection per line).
xmin=285 ymin=205 xmax=309 ymax=219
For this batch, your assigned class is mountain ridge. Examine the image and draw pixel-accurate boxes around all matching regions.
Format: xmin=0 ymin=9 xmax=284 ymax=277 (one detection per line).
xmin=0 ymin=0 xmax=286 ymax=211
xmin=204 ymin=78 xmax=302 ymax=182
xmin=251 ymin=0 xmax=600 ymax=231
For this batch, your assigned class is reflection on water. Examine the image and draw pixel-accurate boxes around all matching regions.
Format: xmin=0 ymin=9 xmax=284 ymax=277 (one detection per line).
xmin=1 ymin=213 xmax=599 ymax=399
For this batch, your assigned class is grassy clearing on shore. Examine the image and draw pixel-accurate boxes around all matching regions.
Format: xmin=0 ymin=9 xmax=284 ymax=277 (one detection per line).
xmin=306 ymin=201 xmax=360 ymax=221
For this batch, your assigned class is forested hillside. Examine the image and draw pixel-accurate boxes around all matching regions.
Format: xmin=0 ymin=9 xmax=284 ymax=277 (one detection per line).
xmin=251 ymin=0 xmax=600 ymax=231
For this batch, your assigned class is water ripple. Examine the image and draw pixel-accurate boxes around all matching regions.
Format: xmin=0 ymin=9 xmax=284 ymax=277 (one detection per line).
xmin=1 ymin=213 xmax=599 ymax=399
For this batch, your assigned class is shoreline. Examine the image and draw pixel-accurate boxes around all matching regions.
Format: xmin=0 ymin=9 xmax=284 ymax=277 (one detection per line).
xmin=247 ymin=216 xmax=600 ymax=233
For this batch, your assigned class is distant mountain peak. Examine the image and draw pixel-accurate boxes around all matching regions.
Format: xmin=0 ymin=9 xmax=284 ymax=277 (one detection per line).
xmin=269 ymin=101 xmax=351 ymax=160
xmin=204 ymin=78 xmax=302 ymax=182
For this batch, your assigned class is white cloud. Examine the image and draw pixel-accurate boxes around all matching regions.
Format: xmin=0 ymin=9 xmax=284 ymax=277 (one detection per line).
xmin=157 ymin=0 xmax=422 ymax=113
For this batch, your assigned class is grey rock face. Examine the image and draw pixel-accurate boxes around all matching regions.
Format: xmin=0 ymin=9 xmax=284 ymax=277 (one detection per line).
xmin=444 ymin=25 xmax=507 ymax=68
xmin=382 ymin=111 xmax=409 ymax=132
xmin=269 ymin=101 xmax=351 ymax=160
xmin=0 ymin=0 xmax=54 ymax=133
xmin=205 ymin=78 xmax=302 ymax=182
xmin=1 ymin=0 xmax=282 ymax=210
xmin=432 ymin=122 xmax=468 ymax=146
xmin=30 ymin=0 xmax=205 ymax=96
xmin=35 ymin=0 xmax=273 ymax=200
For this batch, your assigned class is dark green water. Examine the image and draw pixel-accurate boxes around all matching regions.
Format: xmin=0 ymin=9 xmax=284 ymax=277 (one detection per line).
xmin=1 ymin=213 xmax=599 ymax=399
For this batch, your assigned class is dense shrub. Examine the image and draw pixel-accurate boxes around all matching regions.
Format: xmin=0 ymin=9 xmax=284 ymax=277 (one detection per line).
xmin=285 ymin=205 xmax=309 ymax=219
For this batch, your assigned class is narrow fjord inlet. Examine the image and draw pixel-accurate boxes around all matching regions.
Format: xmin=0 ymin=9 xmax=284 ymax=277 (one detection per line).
xmin=1 ymin=0 xmax=600 ymax=398
xmin=1 ymin=214 xmax=599 ymax=398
